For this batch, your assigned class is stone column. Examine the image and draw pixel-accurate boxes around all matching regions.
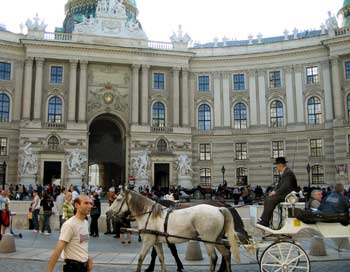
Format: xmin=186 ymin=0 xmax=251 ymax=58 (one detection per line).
xmin=322 ymin=61 xmax=334 ymax=122
xmin=22 ymin=57 xmax=34 ymax=120
xmin=331 ymin=57 xmax=343 ymax=122
xmin=189 ymin=73 xmax=196 ymax=127
xmin=285 ymin=67 xmax=295 ymax=124
xmin=214 ymin=72 xmax=222 ymax=127
xmin=132 ymin=64 xmax=140 ymax=125
xmin=248 ymin=70 xmax=258 ymax=126
xmin=172 ymin=67 xmax=180 ymax=127
xmin=78 ymin=60 xmax=88 ymax=122
xmin=13 ymin=60 xmax=24 ymax=121
xmin=222 ymin=72 xmax=230 ymax=127
xmin=181 ymin=68 xmax=189 ymax=127
xmin=294 ymin=65 xmax=305 ymax=123
xmin=258 ymin=70 xmax=267 ymax=125
xmin=68 ymin=60 xmax=78 ymax=122
xmin=141 ymin=65 xmax=149 ymax=125
xmin=33 ymin=58 xmax=44 ymax=120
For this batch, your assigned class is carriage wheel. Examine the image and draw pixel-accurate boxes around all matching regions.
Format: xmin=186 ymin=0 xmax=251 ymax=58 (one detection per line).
xmin=270 ymin=205 xmax=283 ymax=230
xmin=259 ymin=241 xmax=310 ymax=272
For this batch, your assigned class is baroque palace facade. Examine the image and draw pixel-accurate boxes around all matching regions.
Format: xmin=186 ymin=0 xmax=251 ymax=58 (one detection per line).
xmin=0 ymin=0 xmax=350 ymax=189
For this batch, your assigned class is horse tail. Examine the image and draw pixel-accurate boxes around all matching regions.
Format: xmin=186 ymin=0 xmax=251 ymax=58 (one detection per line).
xmin=220 ymin=207 xmax=241 ymax=264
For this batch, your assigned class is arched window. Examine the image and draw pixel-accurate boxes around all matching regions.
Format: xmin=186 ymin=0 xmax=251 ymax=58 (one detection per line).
xmin=157 ymin=139 xmax=167 ymax=152
xmin=48 ymin=136 xmax=59 ymax=151
xmin=311 ymin=165 xmax=324 ymax=185
xmin=347 ymin=94 xmax=350 ymax=121
xmin=0 ymin=93 xmax=10 ymax=122
xmin=48 ymin=96 xmax=62 ymax=123
xmin=233 ymin=103 xmax=247 ymax=129
xmin=198 ymin=104 xmax=211 ymax=130
xmin=270 ymin=100 xmax=284 ymax=127
xmin=200 ymin=168 xmax=211 ymax=187
xmin=272 ymin=167 xmax=281 ymax=186
xmin=152 ymin=102 xmax=165 ymax=127
xmin=236 ymin=167 xmax=248 ymax=186
xmin=307 ymin=97 xmax=322 ymax=125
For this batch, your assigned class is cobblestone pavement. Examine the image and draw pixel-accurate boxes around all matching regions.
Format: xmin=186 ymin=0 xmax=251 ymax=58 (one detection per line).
xmin=1 ymin=259 xmax=350 ymax=272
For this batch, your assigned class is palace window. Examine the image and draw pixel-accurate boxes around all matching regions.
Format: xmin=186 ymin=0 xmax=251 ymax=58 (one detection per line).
xmin=272 ymin=141 xmax=284 ymax=158
xmin=0 ymin=93 xmax=10 ymax=123
xmin=0 ymin=137 xmax=8 ymax=156
xmin=199 ymin=143 xmax=211 ymax=161
xmin=153 ymin=72 xmax=165 ymax=89
xmin=269 ymin=71 xmax=281 ymax=88
xmin=345 ymin=61 xmax=350 ymax=80
xmin=233 ymin=74 xmax=245 ymax=91
xmin=48 ymin=96 xmax=62 ymax=123
xmin=236 ymin=167 xmax=248 ymax=186
xmin=307 ymin=97 xmax=322 ymax=125
xmin=272 ymin=167 xmax=281 ymax=185
xmin=347 ymin=94 xmax=350 ymax=121
xmin=0 ymin=62 xmax=11 ymax=80
xmin=310 ymin=139 xmax=323 ymax=157
xmin=200 ymin=168 xmax=211 ymax=187
xmin=157 ymin=139 xmax=167 ymax=152
xmin=311 ymin=165 xmax=324 ymax=185
xmin=48 ymin=136 xmax=59 ymax=151
xmin=198 ymin=76 xmax=209 ymax=92
xmin=152 ymin=102 xmax=165 ymax=127
xmin=50 ymin=66 xmax=63 ymax=84
xmin=233 ymin=103 xmax=247 ymax=129
xmin=235 ymin=143 xmax=247 ymax=160
xmin=270 ymin=100 xmax=284 ymax=127
xmin=198 ymin=104 xmax=211 ymax=130
xmin=306 ymin=66 xmax=319 ymax=84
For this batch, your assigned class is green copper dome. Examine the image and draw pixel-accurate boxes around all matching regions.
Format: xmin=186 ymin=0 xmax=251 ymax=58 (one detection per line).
xmin=338 ymin=0 xmax=350 ymax=27
xmin=63 ymin=0 xmax=138 ymax=33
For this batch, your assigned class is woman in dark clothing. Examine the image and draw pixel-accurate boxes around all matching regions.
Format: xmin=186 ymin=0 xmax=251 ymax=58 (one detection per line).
xmin=40 ymin=191 xmax=54 ymax=234
xmin=90 ymin=192 xmax=101 ymax=237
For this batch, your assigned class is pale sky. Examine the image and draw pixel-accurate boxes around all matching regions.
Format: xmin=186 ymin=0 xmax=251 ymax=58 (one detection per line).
xmin=0 ymin=0 xmax=344 ymax=43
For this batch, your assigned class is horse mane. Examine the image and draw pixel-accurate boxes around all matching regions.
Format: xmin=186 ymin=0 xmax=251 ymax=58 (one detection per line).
xmin=126 ymin=190 xmax=164 ymax=218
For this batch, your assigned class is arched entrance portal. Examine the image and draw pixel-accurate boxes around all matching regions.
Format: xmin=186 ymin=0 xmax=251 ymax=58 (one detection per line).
xmin=88 ymin=114 xmax=125 ymax=190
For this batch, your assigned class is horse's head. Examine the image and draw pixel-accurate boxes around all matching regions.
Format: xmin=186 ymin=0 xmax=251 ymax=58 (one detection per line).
xmin=106 ymin=188 xmax=130 ymax=218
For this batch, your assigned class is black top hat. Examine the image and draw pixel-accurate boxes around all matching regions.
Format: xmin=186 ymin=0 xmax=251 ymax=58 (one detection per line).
xmin=274 ymin=157 xmax=288 ymax=165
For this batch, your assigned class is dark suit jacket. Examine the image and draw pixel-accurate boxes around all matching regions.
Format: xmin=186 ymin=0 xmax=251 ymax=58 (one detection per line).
xmin=274 ymin=167 xmax=298 ymax=197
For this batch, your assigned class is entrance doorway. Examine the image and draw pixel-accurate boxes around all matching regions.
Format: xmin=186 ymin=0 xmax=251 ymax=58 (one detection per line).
xmin=43 ymin=161 xmax=61 ymax=185
xmin=89 ymin=114 xmax=125 ymax=190
xmin=154 ymin=163 xmax=170 ymax=189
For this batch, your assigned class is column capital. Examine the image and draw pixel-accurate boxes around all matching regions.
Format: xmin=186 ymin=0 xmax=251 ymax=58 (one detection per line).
xmin=142 ymin=64 xmax=150 ymax=70
xmin=330 ymin=56 xmax=339 ymax=65
xmin=283 ymin=66 xmax=293 ymax=74
xmin=213 ymin=71 xmax=221 ymax=79
xmin=80 ymin=60 xmax=89 ymax=67
xmin=172 ymin=67 xmax=181 ymax=73
xmin=222 ymin=72 xmax=230 ymax=79
xmin=70 ymin=59 xmax=79 ymax=65
xmin=132 ymin=64 xmax=141 ymax=70
xmin=247 ymin=69 xmax=257 ymax=77
xmin=35 ymin=57 xmax=45 ymax=65
xmin=181 ymin=68 xmax=189 ymax=75
xmin=257 ymin=69 xmax=266 ymax=77
xmin=25 ymin=57 xmax=34 ymax=66
xmin=293 ymin=64 xmax=303 ymax=73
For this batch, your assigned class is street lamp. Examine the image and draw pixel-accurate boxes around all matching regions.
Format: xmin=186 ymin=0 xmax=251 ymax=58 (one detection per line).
xmin=221 ymin=165 xmax=225 ymax=184
xmin=306 ymin=163 xmax=311 ymax=202
xmin=1 ymin=161 xmax=6 ymax=190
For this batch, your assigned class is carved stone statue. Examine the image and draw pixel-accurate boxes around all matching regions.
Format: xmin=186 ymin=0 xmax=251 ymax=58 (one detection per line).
xmin=67 ymin=149 xmax=87 ymax=176
xmin=21 ymin=143 xmax=38 ymax=175
xmin=326 ymin=11 xmax=339 ymax=31
xmin=25 ymin=13 xmax=47 ymax=31
xmin=132 ymin=151 xmax=149 ymax=178
xmin=176 ymin=154 xmax=193 ymax=177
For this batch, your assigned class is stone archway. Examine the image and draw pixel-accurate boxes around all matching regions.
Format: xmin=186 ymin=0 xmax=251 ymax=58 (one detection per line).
xmin=88 ymin=113 xmax=126 ymax=190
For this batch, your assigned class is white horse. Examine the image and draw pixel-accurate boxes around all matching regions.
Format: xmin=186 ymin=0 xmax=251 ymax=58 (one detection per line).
xmin=106 ymin=189 xmax=240 ymax=272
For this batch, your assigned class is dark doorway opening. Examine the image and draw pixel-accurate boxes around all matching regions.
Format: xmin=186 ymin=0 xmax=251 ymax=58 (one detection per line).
xmin=43 ymin=161 xmax=61 ymax=185
xmin=89 ymin=114 xmax=125 ymax=190
xmin=154 ymin=163 xmax=170 ymax=189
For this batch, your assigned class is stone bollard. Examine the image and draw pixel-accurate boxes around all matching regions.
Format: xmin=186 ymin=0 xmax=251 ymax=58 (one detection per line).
xmin=309 ymin=237 xmax=327 ymax=256
xmin=0 ymin=234 xmax=16 ymax=253
xmin=185 ymin=241 xmax=203 ymax=261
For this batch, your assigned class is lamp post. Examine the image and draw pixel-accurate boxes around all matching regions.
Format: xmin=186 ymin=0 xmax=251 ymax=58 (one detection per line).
xmin=221 ymin=165 xmax=225 ymax=184
xmin=306 ymin=163 xmax=311 ymax=202
xmin=1 ymin=161 xmax=6 ymax=190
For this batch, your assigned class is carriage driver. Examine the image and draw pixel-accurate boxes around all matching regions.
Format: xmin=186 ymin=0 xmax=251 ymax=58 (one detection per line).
xmin=258 ymin=157 xmax=298 ymax=227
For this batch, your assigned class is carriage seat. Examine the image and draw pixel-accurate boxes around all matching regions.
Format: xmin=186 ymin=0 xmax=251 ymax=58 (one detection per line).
xmin=293 ymin=208 xmax=349 ymax=226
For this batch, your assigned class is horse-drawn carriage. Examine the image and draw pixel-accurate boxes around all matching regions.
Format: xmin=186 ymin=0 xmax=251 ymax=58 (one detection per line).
xmin=253 ymin=192 xmax=350 ymax=272
xmin=107 ymin=189 xmax=350 ymax=272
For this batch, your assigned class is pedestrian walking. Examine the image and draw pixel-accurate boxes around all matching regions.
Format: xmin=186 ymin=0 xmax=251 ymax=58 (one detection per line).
xmin=47 ymin=195 xmax=93 ymax=272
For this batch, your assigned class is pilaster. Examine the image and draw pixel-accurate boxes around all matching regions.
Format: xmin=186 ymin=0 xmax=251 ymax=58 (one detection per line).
xmin=248 ymin=70 xmax=258 ymax=126
xmin=181 ymin=68 xmax=189 ymax=127
xmin=141 ymin=65 xmax=150 ymax=125
xmin=172 ymin=67 xmax=180 ymax=127
xmin=33 ymin=58 xmax=44 ymax=120
xmin=68 ymin=60 xmax=78 ymax=122
xmin=22 ymin=57 xmax=34 ymax=120
xmin=132 ymin=64 xmax=141 ymax=125
xmin=78 ymin=60 xmax=88 ymax=123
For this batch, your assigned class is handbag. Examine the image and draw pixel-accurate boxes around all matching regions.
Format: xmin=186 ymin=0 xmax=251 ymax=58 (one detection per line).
xmin=2 ymin=210 xmax=10 ymax=227
xmin=90 ymin=207 xmax=100 ymax=217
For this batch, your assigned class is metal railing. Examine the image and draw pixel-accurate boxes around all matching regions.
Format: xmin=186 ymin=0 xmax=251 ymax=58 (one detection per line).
xmin=151 ymin=126 xmax=173 ymax=133
xmin=43 ymin=32 xmax=72 ymax=41
xmin=148 ymin=40 xmax=174 ymax=50
xmin=43 ymin=122 xmax=66 ymax=129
